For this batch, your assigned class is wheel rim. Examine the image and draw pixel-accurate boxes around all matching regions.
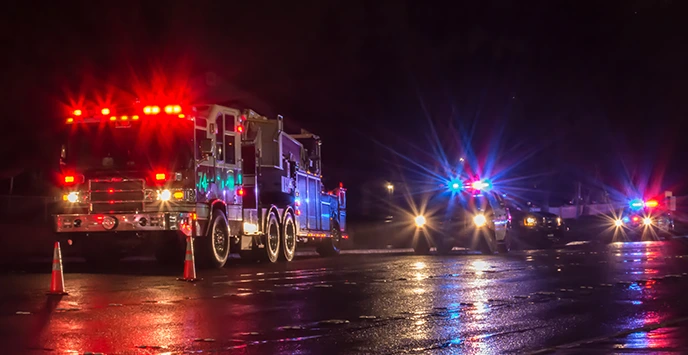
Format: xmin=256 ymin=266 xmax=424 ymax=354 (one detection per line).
xmin=285 ymin=218 xmax=296 ymax=254
xmin=213 ymin=219 xmax=228 ymax=260
xmin=268 ymin=218 xmax=279 ymax=254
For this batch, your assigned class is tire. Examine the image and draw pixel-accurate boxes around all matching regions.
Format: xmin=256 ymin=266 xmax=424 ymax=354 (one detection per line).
xmin=317 ymin=220 xmax=341 ymax=257
xmin=197 ymin=211 xmax=231 ymax=269
xmin=262 ymin=210 xmax=281 ymax=263
xmin=280 ymin=212 xmax=297 ymax=261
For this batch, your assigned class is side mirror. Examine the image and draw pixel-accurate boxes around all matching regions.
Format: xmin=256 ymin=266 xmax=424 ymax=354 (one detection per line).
xmin=200 ymin=138 xmax=213 ymax=156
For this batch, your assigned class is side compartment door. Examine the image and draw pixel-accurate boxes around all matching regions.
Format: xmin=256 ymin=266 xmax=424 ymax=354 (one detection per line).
xmin=307 ymin=176 xmax=320 ymax=230
xmin=296 ymin=174 xmax=308 ymax=231
xmin=222 ymin=112 xmax=242 ymax=221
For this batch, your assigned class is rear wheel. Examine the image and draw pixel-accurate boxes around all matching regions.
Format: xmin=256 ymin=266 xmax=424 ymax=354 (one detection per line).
xmin=197 ymin=211 xmax=231 ymax=269
xmin=317 ymin=220 xmax=341 ymax=257
xmin=280 ymin=212 xmax=297 ymax=261
xmin=262 ymin=211 xmax=281 ymax=263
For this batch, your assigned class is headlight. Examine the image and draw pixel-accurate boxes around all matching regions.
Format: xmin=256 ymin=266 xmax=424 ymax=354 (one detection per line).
xmin=158 ymin=189 xmax=172 ymax=201
xmin=524 ymin=216 xmax=537 ymax=227
xmin=556 ymin=217 xmax=562 ymax=226
xmin=643 ymin=217 xmax=652 ymax=226
xmin=63 ymin=192 xmax=79 ymax=203
xmin=473 ymin=214 xmax=487 ymax=227
xmin=414 ymin=215 xmax=427 ymax=227
xmin=614 ymin=219 xmax=623 ymax=227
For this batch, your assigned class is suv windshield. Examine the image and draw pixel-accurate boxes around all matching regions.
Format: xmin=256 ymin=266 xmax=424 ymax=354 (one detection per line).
xmin=63 ymin=122 xmax=193 ymax=172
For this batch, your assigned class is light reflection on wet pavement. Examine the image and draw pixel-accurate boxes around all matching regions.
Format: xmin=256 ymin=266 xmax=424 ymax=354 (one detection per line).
xmin=2 ymin=240 xmax=688 ymax=354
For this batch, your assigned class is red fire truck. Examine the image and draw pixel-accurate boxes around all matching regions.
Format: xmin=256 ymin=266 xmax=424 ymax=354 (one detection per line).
xmin=54 ymin=100 xmax=347 ymax=268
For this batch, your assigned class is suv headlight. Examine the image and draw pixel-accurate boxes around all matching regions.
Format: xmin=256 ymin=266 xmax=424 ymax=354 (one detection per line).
xmin=473 ymin=214 xmax=487 ymax=227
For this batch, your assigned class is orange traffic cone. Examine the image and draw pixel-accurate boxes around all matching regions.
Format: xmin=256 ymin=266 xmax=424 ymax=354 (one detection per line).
xmin=178 ymin=237 xmax=200 ymax=282
xmin=47 ymin=242 xmax=68 ymax=295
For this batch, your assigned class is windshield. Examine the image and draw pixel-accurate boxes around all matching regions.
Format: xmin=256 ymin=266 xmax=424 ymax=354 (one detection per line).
xmin=63 ymin=122 xmax=194 ymax=172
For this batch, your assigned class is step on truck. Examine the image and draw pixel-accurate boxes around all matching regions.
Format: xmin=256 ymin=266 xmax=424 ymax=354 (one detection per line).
xmin=54 ymin=100 xmax=347 ymax=268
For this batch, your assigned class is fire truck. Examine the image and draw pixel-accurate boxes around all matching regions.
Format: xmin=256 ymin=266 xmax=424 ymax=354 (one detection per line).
xmin=53 ymin=100 xmax=347 ymax=268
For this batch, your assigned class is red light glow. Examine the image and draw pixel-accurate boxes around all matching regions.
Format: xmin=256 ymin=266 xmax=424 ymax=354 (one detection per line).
xmin=101 ymin=108 xmax=110 ymax=115
xmin=155 ymin=173 xmax=166 ymax=181
xmin=237 ymin=187 xmax=245 ymax=196
xmin=64 ymin=175 xmax=75 ymax=183
xmin=73 ymin=109 xmax=82 ymax=116
xmin=108 ymin=188 xmax=114 ymax=193
xmin=236 ymin=125 xmax=244 ymax=133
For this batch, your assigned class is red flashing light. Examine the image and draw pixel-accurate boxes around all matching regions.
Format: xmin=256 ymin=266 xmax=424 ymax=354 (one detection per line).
xmin=155 ymin=173 xmax=166 ymax=181
xmin=295 ymin=210 xmax=302 ymax=216
xmin=240 ymin=115 xmax=247 ymax=122
xmin=144 ymin=106 xmax=160 ymax=115
xmin=645 ymin=200 xmax=658 ymax=208
xmin=66 ymin=118 xmax=74 ymax=124
xmin=73 ymin=109 xmax=82 ymax=116
xmin=108 ymin=188 xmax=114 ymax=193
xmin=236 ymin=125 xmax=244 ymax=133
xmin=64 ymin=175 xmax=75 ymax=184
xmin=101 ymin=108 xmax=110 ymax=115
xmin=164 ymin=105 xmax=182 ymax=114
xmin=632 ymin=216 xmax=639 ymax=221
xmin=237 ymin=187 xmax=245 ymax=196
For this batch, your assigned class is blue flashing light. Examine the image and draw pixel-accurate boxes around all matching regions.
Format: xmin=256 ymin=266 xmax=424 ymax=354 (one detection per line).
xmin=629 ymin=199 xmax=644 ymax=210
xmin=622 ymin=216 xmax=630 ymax=223
xmin=449 ymin=180 xmax=462 ymax=192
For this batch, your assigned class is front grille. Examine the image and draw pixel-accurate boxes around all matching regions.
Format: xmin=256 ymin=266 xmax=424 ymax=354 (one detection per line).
xmin=90 ymin=191 xmax=144 ymax=201
xmin=92 ymin=202 xmax=144 ymax=213
xmin=542 ymin=217 xmax=557 ymax=228
xmin=89 ymin=179 xmax=145 ymax=213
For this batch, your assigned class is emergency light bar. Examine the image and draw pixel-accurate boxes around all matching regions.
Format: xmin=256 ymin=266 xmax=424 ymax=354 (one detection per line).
xmin=66 ymin=102 xmax=187 ymax=124
xmin=629 ymin=198 xmax=660 ymax=210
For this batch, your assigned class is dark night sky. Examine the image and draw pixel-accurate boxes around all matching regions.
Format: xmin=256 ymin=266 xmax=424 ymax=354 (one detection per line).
xmin=2 ymin=0 xmax=688 ymax=197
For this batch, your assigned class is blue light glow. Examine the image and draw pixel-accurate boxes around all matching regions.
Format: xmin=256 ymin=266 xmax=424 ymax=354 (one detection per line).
xmin=629 ymin=199 xmax=644 ymax=210
xmin=448 ymin=180 xmax=462 ymax=192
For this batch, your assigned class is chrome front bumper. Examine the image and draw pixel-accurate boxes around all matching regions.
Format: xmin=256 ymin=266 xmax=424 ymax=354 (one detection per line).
xmin=54 ymin=212 xmax=196 ymax=236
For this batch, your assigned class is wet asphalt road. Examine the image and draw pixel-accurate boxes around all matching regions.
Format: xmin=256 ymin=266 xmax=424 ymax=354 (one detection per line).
xmin=2 ymin=240 xmax=688 ymax=354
